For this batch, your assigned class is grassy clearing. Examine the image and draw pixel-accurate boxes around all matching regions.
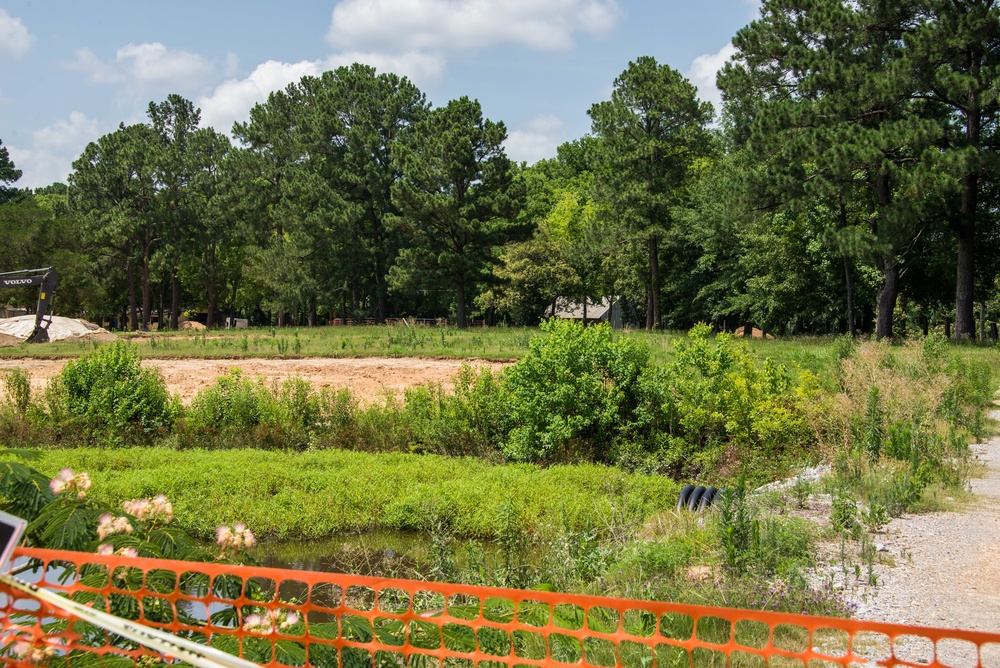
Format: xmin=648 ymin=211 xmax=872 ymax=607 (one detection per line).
xmin=16 ymin=447 xmax=679 ymax=541
xmin=0 ymin=326 xmax=538 ymax=361
xmin=4 ymin=324 xmax=999 ymax=387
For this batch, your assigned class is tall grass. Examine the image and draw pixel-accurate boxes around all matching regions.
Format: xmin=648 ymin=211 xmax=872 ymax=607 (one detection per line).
xmin=15 ymin=447 xmax=680 ymax=541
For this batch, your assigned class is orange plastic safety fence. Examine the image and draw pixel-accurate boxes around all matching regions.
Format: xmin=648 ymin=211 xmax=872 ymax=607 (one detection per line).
xmin=1 ymin=548 xmax=999 ymax=668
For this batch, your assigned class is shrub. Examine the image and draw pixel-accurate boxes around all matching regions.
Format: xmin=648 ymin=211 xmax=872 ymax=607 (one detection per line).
xmin=502 ymin=320 xmax=648 ymax=462
xmin=183 ymin=371 xmax=321 ymax=449
xmin=627 ymin=324 xmax=814 ymax=479
xmin=57 ymin=342 xmax=173 ymax=442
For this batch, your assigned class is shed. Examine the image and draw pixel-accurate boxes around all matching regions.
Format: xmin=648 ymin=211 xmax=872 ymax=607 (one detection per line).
xmin=550 ymin=297 xmax=622 ymax=328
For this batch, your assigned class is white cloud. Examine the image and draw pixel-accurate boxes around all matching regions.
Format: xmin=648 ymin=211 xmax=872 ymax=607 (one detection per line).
xmin=7 ymin=112 xmax=102 ymax=189
xmin=327 ymin=0 xmax=620 ymax=52
xmin=68 ymin=42 xmax=217 ymax=90
xmin=504 ymin=115 xmax=564 ymax=165
xmin=198 ymin=52 xmax=444 ymax=135
xmin=0 ymin=9 xmax=34 ymax=60
xmin=198 ymin=60 xmax=324 ymax=134
xmin=686 ymin=42 xmax=737 ymax=116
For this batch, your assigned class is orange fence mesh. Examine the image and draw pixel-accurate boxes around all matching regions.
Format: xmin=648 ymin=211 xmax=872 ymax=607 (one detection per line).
xmin=1 ymin=547 xmax=999 ymax=668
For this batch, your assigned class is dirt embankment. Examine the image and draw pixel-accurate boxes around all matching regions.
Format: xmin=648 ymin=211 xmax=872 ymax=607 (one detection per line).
xmin=0 ymin=357 xmax=511 ymax=404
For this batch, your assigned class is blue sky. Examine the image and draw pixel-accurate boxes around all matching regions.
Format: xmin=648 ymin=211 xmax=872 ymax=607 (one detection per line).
xmin=0 ymin=0 xmax=759 ymax=189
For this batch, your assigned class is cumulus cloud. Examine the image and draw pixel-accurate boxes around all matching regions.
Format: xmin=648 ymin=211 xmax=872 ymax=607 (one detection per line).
xmin=327 ymin=0 xmax=620 ymax=52
xmin=0 ymin=9 xmax=34 ymax=60
xmin=68 ymin=42 xmax=218 ymax=89
xmin=686 ymin=42 xmax=737 ymax=117
xmin=7 ymin=112 xmax=102 ymax=189
xmin=198 ymin=52 xmax=444 ymax=135
xmin=504 ymin=115 xmax=565 ymax=165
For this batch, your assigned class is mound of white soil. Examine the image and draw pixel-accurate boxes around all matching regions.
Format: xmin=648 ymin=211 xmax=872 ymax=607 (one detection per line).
xmin=0 ymin=315 xmax=117 ymax=346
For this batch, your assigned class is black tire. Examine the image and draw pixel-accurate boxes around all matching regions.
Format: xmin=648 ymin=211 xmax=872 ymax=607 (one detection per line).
xmin=697 ymin=486 xmax=718 ymax=510
xmin=687 ymin=486 xmax=707 ymax=511
xmin=677 ymin=484 xmax=695 ymax=511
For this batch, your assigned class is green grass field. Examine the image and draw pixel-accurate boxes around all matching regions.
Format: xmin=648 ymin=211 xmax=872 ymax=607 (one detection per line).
xmin=7 ymin=322 xmax=997 ymax=369
xmin=14 ymin=447 xmax=680 ymax=541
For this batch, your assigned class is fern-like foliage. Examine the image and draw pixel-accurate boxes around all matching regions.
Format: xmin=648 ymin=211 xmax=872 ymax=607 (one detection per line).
xmin=0 ymin=461 xmax=56 ymax=520
xmin=28 ymin=499 xmax=106 ymax=551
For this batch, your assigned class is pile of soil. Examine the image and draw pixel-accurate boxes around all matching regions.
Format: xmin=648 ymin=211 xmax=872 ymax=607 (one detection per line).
xmin=732 ymin=325 xmax=775 ymax=339
xmin=0 ymin=315 xmax=117 ymax=346
xmin=179 ymin=321 xmax=206 ymax=331
xmin=0 ymin=333 xmax=22 ymax=347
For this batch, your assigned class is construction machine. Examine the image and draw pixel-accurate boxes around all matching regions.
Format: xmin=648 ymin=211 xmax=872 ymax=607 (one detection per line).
xmin=0 ymin=267 xmax=59 ymax=343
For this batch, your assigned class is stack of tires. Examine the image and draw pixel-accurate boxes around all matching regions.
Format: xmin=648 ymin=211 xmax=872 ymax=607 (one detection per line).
xmin=676 ymin=485 xmax=720 ymax=511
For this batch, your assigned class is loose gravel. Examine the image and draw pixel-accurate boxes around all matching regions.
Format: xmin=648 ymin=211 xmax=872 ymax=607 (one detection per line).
xmin=850 ymin=432 xmax=1000 ymax=632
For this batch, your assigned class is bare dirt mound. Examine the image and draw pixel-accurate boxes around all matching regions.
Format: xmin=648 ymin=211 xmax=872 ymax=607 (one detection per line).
xmin=0 ymin=333 xmax=22 ymax=347
xmin=0 ymin=357 xmax=510 ymax=404
xmin=179 ymin=320 xmax=206 ymax=331
xmin=0 ymin=315 xmax=116 ymax=346
xmin=732 ymin=326 xmax=775 ymax=339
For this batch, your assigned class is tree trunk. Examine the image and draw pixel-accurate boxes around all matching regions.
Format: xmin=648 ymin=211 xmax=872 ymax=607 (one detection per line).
xmin=945 ymin=318 xmax=951 ymax=340
xmin=875 ymin=254 xmax=899 ymax=341
xmin=978 ymin=302 xmax=985 ymax=343
xmin=954 ymin=180 xmax=976 ymax=340
xmin=838 ymin=201 xmax=856 ymax=337
xmin=278 ymin=309 xmax=285 ymax=327
xmin=127 ymin=262 xmax=138 ymax=332
xmin=140 ymin=258 xmax=151 ymax=330
xmin=157 ymin=281 xmax=165 ymax=331
xmin=456 ymin=275 xmax=467 ymax=329
xmin=170 ymin=273 xmax=180 ymax=330
xmin=843 ymin=254 xmax=856 ymax=337
xmin=647 ymin=235 xmax=660 ymax=330
xmin=206 ymin=280 xmax=217 ymax=328
xmin=229 ymin=276 xmax=239 ymax=326
xmin=991 ymin=322 xmax=998 ymax=342
xmin=583 ymin=297 xmax=588 ymax=325
xmin=954 ymin=98 xmax=980 ymax=340
xmin=206 ymin=244 xmax=217 ymax=328
xmin=922 ymin=317 xmax=929 ymax=337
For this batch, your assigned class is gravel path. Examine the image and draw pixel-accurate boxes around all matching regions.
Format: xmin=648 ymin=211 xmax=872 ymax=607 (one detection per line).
xmin=852 ymin=417 xmax=1000 ymax=632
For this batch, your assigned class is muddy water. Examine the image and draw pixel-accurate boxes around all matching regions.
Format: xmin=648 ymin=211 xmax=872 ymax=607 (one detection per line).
xmin=257 ymin=531 xmax=439 ymax=578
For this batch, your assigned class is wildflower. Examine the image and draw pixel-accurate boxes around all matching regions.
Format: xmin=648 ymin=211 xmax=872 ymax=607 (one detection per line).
xmin=243 ymin=613 xmax=272 ymax=634
xmin=97 ymin=543 xmax=113 ymax=556
xmin=50 ymin=468 xmax=92 ymax=499
xmin=216 ymin=522 xmax=256 ymax=553
xmin=119 ymin=547 xmax=138 ymax=559
xmin=11 ymin=640 xmax=56 ymax=665
xmin=123 ymin=495 xmax=174 ymax=525
xmin=279 ymin=611 xmax=300 ymax=631
xmin=97 ymin=514 xmax=133 ymax=539
xmin=242 ymin=608 xmax=300 ymax=635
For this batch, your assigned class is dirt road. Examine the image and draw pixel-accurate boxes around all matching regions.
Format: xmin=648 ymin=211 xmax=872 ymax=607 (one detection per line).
xmin=0 ymin=357 xmax=510 ymax=404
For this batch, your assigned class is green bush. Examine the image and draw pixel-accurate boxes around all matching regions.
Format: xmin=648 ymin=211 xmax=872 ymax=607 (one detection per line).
xmin=57 ymin=341 xmax=173 ymax=442
xmin=183 ymin=370 xmax=322 ymax=449
xmin=502 ymin=319 xmax=648 ymax=462
xmin=626 ymin=324 xmax=813 ymax=479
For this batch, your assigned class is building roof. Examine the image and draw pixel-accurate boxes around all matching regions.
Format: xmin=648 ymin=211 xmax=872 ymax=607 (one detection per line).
xmin=552 ymin=297 xmax=613 ymax=320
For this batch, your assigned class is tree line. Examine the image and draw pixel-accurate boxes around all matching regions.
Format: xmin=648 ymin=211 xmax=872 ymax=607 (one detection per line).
xmin=1 ymin=0 xmax=998 ymax=338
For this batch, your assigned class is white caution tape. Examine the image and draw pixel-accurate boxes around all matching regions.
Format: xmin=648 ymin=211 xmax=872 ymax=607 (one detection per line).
xmin=0 ymin=572 xmax=260 ymax=668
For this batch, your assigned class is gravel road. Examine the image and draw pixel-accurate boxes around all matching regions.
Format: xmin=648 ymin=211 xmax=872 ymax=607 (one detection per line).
xmin=852 ymin=418 xmax=1000 ymax=632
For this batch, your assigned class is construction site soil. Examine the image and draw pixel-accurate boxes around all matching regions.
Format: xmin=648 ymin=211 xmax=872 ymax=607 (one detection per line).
xmin=0 ymin=356 xmax=511 ymax=404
